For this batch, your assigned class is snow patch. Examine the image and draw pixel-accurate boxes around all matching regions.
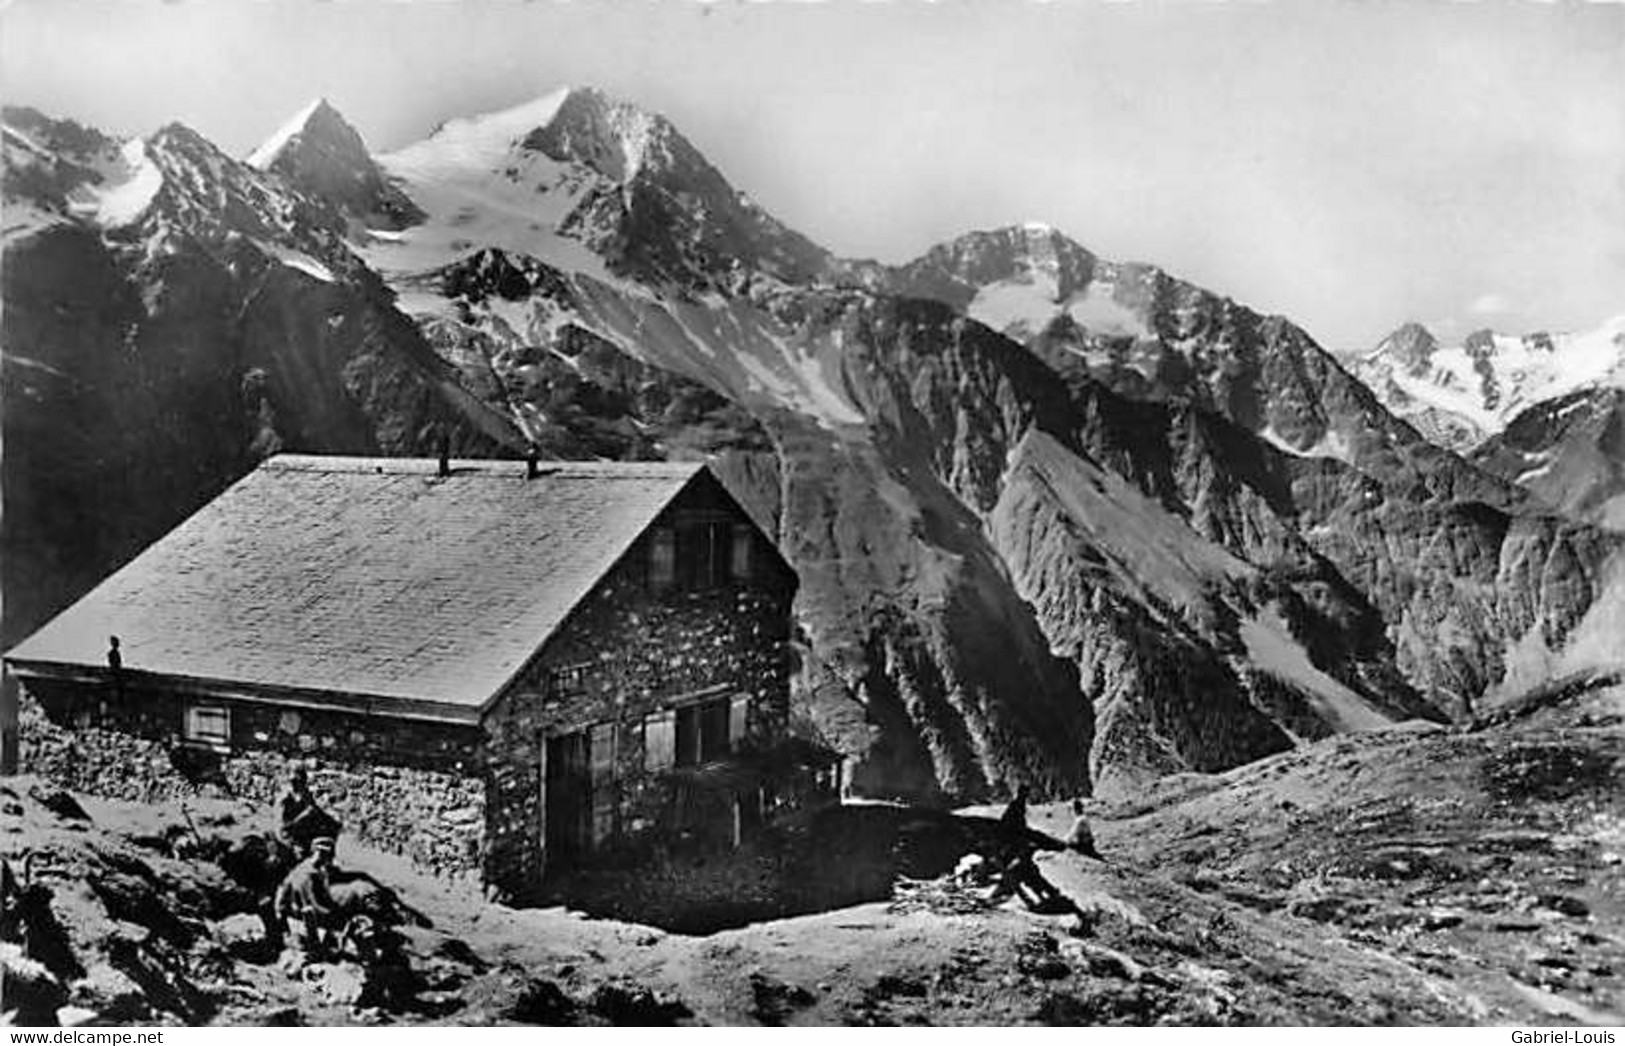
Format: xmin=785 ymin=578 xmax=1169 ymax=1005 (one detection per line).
xmin=1514 ymin=460 xmax=1556 ymax=485
xmin=1066 ymin=282 xmax=1150 ymax=339
xmin=86 ymin=139 xmax=163 ymax=227
xmin=968 ymin=279 xmax=1060 ymax=338
xmin=255 ymin=240 xmax=336 ymax=283
xmin=1258 ymin=425 xmax=1354 ymax=465
xmin=247 ymin=98 xmax=325 ymax=169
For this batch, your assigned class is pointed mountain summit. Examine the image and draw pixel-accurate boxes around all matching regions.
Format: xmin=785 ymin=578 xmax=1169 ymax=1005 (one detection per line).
xmin=246 ymin=97 xmax=337 ymax=169
xmin=1369 ymin=321 xmax=1439 ymax=374
xmin=519 ymin=85 xmax=685 ymax=183
xmin=371 ymin=84 xmax=833 ymax=291
xmin=889 ymin=225 xmax=1105 ymax=322
xmin=249 ymin=97 xmax=422 ymax=230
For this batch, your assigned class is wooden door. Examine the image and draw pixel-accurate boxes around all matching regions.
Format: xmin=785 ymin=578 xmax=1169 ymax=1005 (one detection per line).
xmin=544 ymin=732 xmax=591 ymax=870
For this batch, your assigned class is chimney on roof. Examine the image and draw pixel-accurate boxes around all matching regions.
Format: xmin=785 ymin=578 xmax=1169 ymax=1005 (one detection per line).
xmin=437 ymin=431 xmax=451 ymax=478
xmin=526 ymin=445 xmax=540 ymax=480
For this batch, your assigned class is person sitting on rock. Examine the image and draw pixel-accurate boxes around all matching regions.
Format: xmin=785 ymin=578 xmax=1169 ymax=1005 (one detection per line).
xmin=1065 ymin=799 xmax=1104 ymax=861
xmin=274 ymin=836 xmax=340 ymax=957
xmin=279 ymin=767 xmax=339 ymax=854
xmin=988 ymin=846 xmax=1074 ymax=914
xmin=999 ymin=784 xmax=1032 ymax=833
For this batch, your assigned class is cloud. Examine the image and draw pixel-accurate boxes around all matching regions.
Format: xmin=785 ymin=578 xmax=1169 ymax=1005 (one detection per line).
xmin=1468 ymin=293 xmax=1511 ymax=316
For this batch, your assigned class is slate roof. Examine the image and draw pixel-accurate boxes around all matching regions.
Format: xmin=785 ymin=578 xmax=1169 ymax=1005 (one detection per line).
xmin=6 ymin=455 xmax=708 ymax=718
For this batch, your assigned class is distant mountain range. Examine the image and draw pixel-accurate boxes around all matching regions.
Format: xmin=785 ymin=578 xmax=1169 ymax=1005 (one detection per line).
xmin=6 ymin=88 xmax=1623 ymax=801
xmin=1350 ymin=318 xmax=1625 ymax=529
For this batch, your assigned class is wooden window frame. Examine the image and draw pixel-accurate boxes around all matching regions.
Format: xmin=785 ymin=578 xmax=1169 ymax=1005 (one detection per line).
xmin=183 ymin=702 xmax=231 ymax=752
xmin=648 ymin=526 xmax=676 ymax=592
xmin=672 ymin=693 xmax=749 ymax=767
xmin=546 ymin=662 xmax=593 ymax=701
xmin=729 ymin=523 xmax=754 ymax=582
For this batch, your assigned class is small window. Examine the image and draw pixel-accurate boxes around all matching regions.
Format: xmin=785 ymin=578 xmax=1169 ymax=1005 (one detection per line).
xmin=669 ymin=518 xmax=736 ymax=591
xmin=673 ymin=695 xmax=742 ymax=766
xmin=644 ymin=709 xmax=676 ymax=772
xmin=729 ymin=524 xmax=754 ymax=582
xmin=547 ymin=663 xmax=591 ymax=700
xmin=649 ymin=527 xmax=676 ymax=590
xmin=184 ymin=704 xmax=231 ymax=751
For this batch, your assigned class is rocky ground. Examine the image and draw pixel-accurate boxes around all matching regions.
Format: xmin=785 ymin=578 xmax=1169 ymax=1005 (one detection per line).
xmin=3 ymin=672 xmax=1619 ymax=1026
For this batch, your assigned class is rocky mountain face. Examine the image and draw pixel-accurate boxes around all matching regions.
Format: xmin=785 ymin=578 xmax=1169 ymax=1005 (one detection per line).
xmin=6 ymin=90 xmax=1624 ymax=803
xmin=1471 ymin=388 xmax=1625 ymax=532
xmin=245 ymin=98 xmax=423 ymax=231
xmin=0 ymin=105 xmax=523 ymax=646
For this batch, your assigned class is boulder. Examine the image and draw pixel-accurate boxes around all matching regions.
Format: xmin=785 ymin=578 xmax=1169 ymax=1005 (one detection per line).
xmin=69 ymin=962 xmax=149 ymax=1023
xmin=1 ymin=944 xmax=66 ymax=1026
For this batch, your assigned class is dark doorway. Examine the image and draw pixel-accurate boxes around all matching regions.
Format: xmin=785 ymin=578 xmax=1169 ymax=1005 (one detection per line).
xmin=545 ymin=731 xmax=591 ymax=871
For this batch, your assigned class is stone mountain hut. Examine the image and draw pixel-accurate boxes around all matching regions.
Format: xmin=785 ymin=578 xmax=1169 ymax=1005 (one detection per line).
xmin=3 ymin=454 xmax=838 ymax=900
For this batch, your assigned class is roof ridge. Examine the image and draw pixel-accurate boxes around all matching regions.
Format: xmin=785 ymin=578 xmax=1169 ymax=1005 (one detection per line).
xmin=261 ymin=454 xmax=706 ymax=477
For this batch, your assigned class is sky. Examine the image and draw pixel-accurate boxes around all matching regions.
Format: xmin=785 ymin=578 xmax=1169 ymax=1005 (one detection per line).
xmin=4 ymin=0 xmax=1623 ymax=351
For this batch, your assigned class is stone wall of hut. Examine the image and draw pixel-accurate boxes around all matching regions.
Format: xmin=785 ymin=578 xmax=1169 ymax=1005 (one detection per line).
xmin=17 ymin=680 xmax=486 ymax=878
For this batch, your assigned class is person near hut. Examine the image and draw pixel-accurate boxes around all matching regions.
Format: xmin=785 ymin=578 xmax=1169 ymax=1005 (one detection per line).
xmin=106 ymin=635 xmax=123 ymax=701
xmin=279 ymin=767 xmax=339 ymax=853
xmin=274 ymin=836 xmax=340 ymax=955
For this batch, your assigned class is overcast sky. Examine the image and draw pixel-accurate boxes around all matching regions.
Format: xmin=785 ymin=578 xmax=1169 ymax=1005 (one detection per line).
xmin=4 ymin=0 xmax=1623 ymax=350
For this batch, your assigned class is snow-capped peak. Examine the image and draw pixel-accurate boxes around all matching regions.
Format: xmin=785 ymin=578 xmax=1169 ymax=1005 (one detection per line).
xmin=1364 ymin=320 xmax=1438 ymax=367
xmin=1351 ymin=314 xmax=1625 ymax=450
xmin=247 ymin=97 xmax=335 ymax=169
xmin=384 ymin=87 xmax=573 ymax=174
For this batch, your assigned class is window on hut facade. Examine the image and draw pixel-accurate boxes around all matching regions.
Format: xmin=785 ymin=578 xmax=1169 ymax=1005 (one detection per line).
xmin=729 ymin=524 xmax=754 ymax=582
xmin=643 ymin=708 xmax=676 ymax=772
xmin=673 ymin=694 xmax=750 ymax=766
xmin=648 ymin=527 xmax=676 ymax=591
xmin=183 ymin=703 xmax=231 ymax=751
xmin=673 ymin=521 xmax=719 ymax=591
xmin=547 ymin=662 xmax=591 ymax=700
